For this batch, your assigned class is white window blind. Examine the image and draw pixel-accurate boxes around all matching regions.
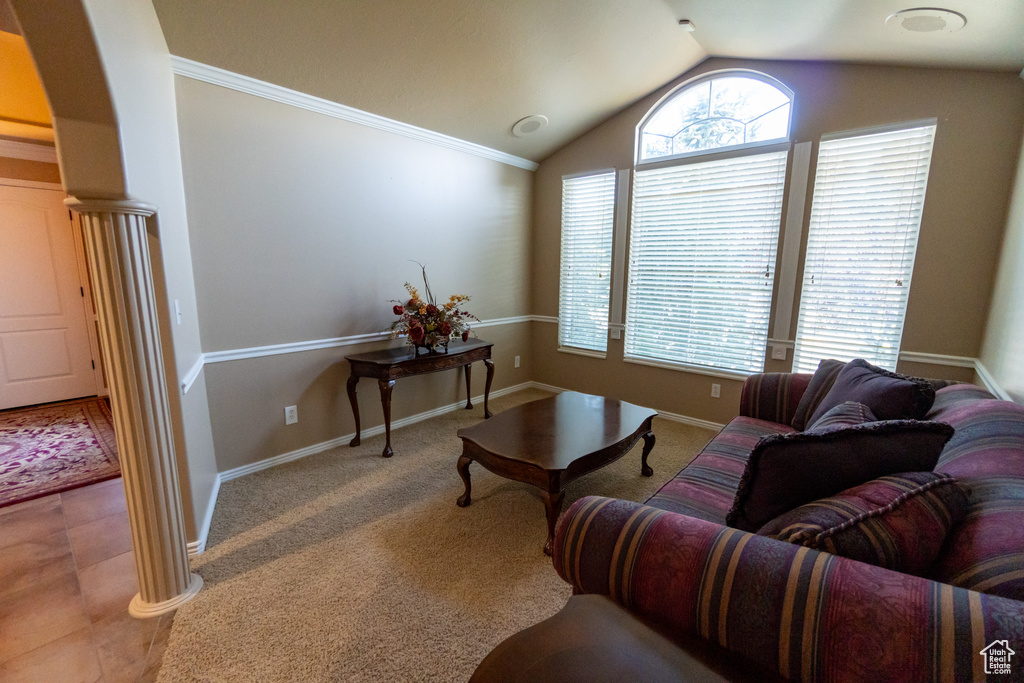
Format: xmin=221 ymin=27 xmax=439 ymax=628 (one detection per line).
xmin=558 ymin=171 xmax=616 ymax=353
xmin=792 ymin=122 xmax=937 ymax=373
xmin=625 ymin=150 xmax=788 ymax=374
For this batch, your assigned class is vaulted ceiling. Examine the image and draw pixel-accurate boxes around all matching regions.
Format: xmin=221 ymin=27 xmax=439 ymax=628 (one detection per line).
xmin=150 ymin=0 xmax=1024 ymax=163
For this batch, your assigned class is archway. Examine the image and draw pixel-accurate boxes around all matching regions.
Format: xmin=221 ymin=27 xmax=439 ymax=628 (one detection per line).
xmin=10 ymin=0 xmax=202 ymax=616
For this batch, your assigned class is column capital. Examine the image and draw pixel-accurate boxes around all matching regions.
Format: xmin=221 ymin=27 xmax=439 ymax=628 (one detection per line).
xmin=66 ymin=197 xmax=157 ymax=217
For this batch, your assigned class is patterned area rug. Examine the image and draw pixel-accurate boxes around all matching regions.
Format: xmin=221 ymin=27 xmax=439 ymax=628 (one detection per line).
xmin=0 ymin=397 xmax=119 ymax=508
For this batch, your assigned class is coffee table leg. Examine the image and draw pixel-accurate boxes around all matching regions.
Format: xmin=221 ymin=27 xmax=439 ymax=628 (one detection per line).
xmin=542 ymin=488 xmax=565 ymax=556
xmin=641 ymin=431 xmax=655 ymax=477
xmin=347 ymin=376 xmax=361 ymax=446
xmin=483 ymin=358 xmax=494 ymax=418
xmin=456 ymin=455 xmax=473 ymax=507
xmin=378 ymin=379 xmax=395 ymax=458
xmin=464 ymin=364 xmax=473 ymax=410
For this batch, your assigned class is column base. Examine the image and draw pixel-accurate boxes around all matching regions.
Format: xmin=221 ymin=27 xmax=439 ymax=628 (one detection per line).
xmin=128 ymin=573 xmax=204 ymax=619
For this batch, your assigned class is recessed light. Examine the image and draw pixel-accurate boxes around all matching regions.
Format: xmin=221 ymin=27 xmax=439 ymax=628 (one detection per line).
xmin=512 ymin=115 xmax=548 ymax=137
xmin=678 ymin=19 xmax=696 ymax=32
xmin=885 ymin=8 xmax=966 ymax=33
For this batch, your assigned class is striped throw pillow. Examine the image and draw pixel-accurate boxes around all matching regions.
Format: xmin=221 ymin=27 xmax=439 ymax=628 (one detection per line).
xmin=758 ymin=472 xmax=970 ymax=575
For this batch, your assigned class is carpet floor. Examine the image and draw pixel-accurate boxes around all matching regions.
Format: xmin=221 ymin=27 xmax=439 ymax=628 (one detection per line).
xmin=158 ymin=389 xmax=715 ymax=682
xmin=0 ymin=396 xmax=119 ymax=508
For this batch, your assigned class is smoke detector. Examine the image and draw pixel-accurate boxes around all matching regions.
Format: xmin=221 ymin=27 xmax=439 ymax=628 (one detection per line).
xmin=885 ymin=8 xmax=966 ymax=33
xmin=512 ymin=115 xmax=548 ymax=137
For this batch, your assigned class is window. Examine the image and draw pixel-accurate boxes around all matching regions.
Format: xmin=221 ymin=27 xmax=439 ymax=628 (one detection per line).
xmin=558 ymin=171 xmax=616 ymax=354
xmin=625 ymin=71 xmax=792 ymax=375
xmin=792 ymin=121 xmax=937 ymax=373
xmin=626 ymin=151 xmax=788 ymax=374
xmin=639 ymin=73 xmax=792 ymax=163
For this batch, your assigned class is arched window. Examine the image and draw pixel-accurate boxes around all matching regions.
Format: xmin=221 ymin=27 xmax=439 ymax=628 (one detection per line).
xmin=638 ymin=72 xmax=792 ymax=163
xmin=625 ymin=71 xmax=793 ymax=374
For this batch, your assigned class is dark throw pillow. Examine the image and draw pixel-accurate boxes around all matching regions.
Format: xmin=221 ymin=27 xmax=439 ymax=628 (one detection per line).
xmin=806 ymin=401 xmax=877 ymax=433
xmin=791 ymin=358 xmax=845 ymax=431
xmin=725 ymin=420 xmax=955 ymax=532
xmin=806 ymin=359 xmax=936 ymax=428
xmin=757 ymin=471 xmax=970 ymax=575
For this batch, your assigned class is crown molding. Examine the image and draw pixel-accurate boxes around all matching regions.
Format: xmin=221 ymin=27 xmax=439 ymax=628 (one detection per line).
xmin=170 ymin=56 xmax=539 ymax=172
xmin=0 ymin=139 xmax=57 ymax=163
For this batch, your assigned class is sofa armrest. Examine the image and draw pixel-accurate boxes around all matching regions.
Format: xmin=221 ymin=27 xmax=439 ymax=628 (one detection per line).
xmin=739 ymin=372 xmax=812 ymax=426
xmin=553 ymin=496 xmax=1024 ymax=682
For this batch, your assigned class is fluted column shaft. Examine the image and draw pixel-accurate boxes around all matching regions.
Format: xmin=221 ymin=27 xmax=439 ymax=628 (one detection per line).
xmin=67 ymin=198 xmax=202 ymax=617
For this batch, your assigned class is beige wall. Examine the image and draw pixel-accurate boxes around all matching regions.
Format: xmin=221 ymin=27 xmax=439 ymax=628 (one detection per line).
xmin=532 ymin=58 xmax=1024 ymax=422
xmin=980 ymin=130 xmax=1024 ymax=403
xmin=174 ymin=77 xmax=533 ymax=470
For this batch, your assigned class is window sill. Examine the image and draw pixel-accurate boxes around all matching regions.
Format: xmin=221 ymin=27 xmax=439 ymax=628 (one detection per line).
xmin=622 ymin=355 xmax=751 ymax=381
xmin=558 ymin=346 xmax=607 ymax=360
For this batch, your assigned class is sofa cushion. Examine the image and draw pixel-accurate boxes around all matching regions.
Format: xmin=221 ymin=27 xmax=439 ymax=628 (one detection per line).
xmin=645 ymin=417 xmax=795 ymax=524
xmin=928 ymin=394 xmax=1024 ymax=601
xmin=806 ymin=401 xmax=877 ymax=432
xmin=790 ymin=359 xmax=845 ymax=431
xmin=806 ymin=359 xmax=936 ymax=428
xmin=758 ymin=472 xmax=970 ymax=575
xmin=725 ymin=420 xmax=955 ymax=532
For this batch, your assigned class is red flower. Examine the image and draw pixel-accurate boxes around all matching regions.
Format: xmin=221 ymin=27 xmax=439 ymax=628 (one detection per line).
xmin=461 ymin=330 xmax=469 ymax=342
xmin=426 ymin=304 xmax=439 ymax=317
xmin=392 ymin=304 xmax=404 ymax=316
xmin=407 ymin=298 xmax=418 ymax=308
xmin=439 ymin=321 xmax=452 ymax=336
xmin=409 ymin=325 xmax=425 ymax=343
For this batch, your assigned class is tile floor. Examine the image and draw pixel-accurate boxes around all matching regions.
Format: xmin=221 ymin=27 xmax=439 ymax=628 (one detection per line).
xmin=0 ymin=478 xmax=173 ymax=682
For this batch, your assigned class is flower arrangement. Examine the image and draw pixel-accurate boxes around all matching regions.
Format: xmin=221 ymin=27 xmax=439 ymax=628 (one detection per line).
xmin=390 ymin=264 xmax=478 ymax=354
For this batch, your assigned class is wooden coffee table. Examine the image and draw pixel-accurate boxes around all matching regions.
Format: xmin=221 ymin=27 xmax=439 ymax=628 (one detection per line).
xmin=456 ymin=391 xmax=657 ymax=554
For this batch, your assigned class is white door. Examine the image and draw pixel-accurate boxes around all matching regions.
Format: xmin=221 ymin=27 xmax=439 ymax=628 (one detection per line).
xmin=0 ymin=185 xmax=98 ymax=409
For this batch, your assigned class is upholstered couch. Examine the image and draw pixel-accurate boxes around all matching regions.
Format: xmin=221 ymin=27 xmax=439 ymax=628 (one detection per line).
xmin=472 ymin=376 xmax=1024 ymax=682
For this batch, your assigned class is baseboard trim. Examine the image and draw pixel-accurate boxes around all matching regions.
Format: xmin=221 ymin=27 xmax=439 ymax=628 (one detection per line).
xmin=655 ymin=410 xmax=724 ymax=431
xmin=186 ymin=473 xmax=220 ymax=557
xmin=170 ymin=56 xmax=539 ymax=172
xmin=216 ymin=381 xmax=535 ymax=484
xmin=186 ymin=379 xmax=734 ymax=554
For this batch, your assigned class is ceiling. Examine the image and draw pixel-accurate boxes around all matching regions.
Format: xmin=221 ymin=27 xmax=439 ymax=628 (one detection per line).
xmin=150 ymin=0 xmax=1024 ymax=163
xmin=3 ymin=1 xmax=1022 ymax=161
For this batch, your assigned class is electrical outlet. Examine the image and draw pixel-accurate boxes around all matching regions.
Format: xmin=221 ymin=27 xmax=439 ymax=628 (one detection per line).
xmin=284 ymin=405 xmax=298 ymax=425
xmin=771 ymin=344 xmax=787 ymax=360
xmin=711 ymin=383 xmax=721 ymax=398
xmin=514 ymin=355 xmax=521 ymax=368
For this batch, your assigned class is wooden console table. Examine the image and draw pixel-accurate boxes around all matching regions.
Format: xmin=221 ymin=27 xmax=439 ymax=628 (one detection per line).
xmin=346 ymin=339 xmax=494 ymax=458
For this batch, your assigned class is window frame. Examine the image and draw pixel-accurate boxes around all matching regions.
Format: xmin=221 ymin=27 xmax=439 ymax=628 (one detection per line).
xmin=635 ymin=69 xmax=795 ymax=168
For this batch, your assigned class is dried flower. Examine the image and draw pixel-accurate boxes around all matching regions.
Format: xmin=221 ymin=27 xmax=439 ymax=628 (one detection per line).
xmin=387 ymin=263 xmax=479 ymax=351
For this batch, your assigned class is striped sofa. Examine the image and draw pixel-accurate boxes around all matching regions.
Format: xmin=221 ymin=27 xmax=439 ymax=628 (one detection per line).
xmin=545 ymin=379 xmax=1024 ymax=682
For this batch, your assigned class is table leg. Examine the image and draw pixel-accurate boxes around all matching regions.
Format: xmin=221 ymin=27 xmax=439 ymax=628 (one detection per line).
xmin=347 ymin=376 xmax=361 ymax=447
xmin=483 ymin=358 xmax=494 ymax=418
xmin=542 ymin=487 xmax=565 ymax=556
xmin=378 ymin=379 xmax=395 ymax=458
xmin=456 ymin=454 xmax=472 ymax=507
xmin=464 ymin=364 xmax=473 ymax=410
xmin=640 ymin=431 xmax=655 ymax=477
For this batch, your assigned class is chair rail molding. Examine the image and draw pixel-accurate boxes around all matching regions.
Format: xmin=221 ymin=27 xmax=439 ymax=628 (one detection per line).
xmin=68 ymin=196 xmax=203 ymax=617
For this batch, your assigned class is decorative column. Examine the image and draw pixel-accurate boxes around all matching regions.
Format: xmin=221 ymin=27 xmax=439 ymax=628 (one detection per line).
xmin=66 ymin=198 xmax=202 ymax=618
